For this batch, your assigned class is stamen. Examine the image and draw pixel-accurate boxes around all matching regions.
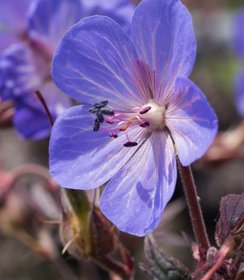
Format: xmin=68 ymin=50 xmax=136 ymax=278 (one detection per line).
xmin=93 ymin=119 xmax=100 ymax=132
xmin=105 ymin=117 xmax=114 ymax=124
xmin=94 ymin=100 xmax=108 ymax=109
xmin=139 ymin=106 xmax=151 ymax=114
xmin=89 ymin=107 xmax=98 ymax=113
xmin=90 ymin=100 xmax=164 ymax=147
xmin=131 ymin=106 xmax=140 ymax=112
xmin=96 ymin=111 xmax=104 ymax=123
xmin=100 ymin=107 xmax=114 ymax=116
xmin=140 ymin=121 xmax=150 ymax=128
xmin=118 ymin=122 xmax=130 ymax=131
xmin=124 ymin=141 xmax=138 ymax=147
xmin=109 ymin=132 xmax=118 ymax=138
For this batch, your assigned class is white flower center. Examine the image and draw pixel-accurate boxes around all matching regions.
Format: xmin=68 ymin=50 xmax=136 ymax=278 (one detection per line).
xmin=138 ymin=100 xmax=166 ymax=132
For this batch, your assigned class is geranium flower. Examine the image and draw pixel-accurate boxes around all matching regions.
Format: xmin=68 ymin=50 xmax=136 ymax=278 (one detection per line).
xmin=0 ymin=0 xmax=134 ymax=139
xmin=49 ymin=0 xmax=218 ymax=236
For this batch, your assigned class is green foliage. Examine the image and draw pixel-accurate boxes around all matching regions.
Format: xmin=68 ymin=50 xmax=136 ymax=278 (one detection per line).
xmin=141 ymin=235 xmax=191 ymax=280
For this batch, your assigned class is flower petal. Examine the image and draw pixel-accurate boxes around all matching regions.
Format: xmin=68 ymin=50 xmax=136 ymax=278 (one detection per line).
xmin=52 ymin=16 xmax=143 ymax=110
xmin=13 ymin=81 xmax=71 ymax=140
xmin=14 ymin=97 xmax=53 ymax=140
xmin=28 ymin=0 xmax=82 ymax=52
xmin=131 ymin=0 xmax=196 ymax=103
xmin=235 ymin=70 xmax=244 ymax=116
xmin=233 ymin=9 xmax=244 ymax=59
xmin=100 ymin=132 xmax=177 ymax=236
xmin=166 ymin=78 xmax=218 ymax=166
xmin=49 ymin=105 xmax=143 ymax=190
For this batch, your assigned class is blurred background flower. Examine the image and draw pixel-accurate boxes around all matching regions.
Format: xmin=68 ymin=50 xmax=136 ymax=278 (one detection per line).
xmin=0 ymin=0 xmax=135 ymax=140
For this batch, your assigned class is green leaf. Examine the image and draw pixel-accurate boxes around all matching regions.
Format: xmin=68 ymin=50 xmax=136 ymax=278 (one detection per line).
xmin=142 ymin=235 xmax=191 ymax=280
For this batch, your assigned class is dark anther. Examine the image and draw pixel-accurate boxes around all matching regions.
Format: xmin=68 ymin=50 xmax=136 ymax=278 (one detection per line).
xmin=109 ymin=132 xmax=118 ymax=138
xmin=124 ymin=141 xmax=138 ymax=147
xmin=96 ymin=111 xmax=104 ymax=123
xmin=94 ymin=100 xmax=108 ymax=109
xmin=139 ymin=106 xmax=151 ymax=114
xmin=100 ymin=107 xmax=114 ymax=115
xmin=90 ymin=100 xmax=114 ymax=131
xmin=89 ymin=107 xmax=98 ymax=113
xmin=93 ymin=119 xmax=100 ymax=132
xmin=140 ymin=121 xmax=150 ymax=128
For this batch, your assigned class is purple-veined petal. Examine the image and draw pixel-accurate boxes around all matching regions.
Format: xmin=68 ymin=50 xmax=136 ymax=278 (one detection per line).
xmin=13 ymin=81 xmax=71 ymax=140
xmin=131 ymin=0 xmax=196 ymax=103
xmin=100 ymin=131 xmax=177 ymax=236
xmin=165 ymin=78 xmax=218 ymax=166
xmin=82 ymin=0 xmax=135 ymax=29
xmin=28 ymin=0 xmax=82 ymax=52
xmin=233 ymin=9 xmax=244 ymax=59
xmin=0 ymin=0 xmax=31 ymax=52
xmin=52 ymin=16 xmax=144 ymax=110
xmin=49 ymin=105 xmax=144 ymax=190
xmin=235 ymin=70 xmax=244 ymax=116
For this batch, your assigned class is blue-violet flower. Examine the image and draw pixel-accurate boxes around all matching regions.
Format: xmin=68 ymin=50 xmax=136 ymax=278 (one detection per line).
xmin=50 ymin=0 xmax=218 ymax=236
xmin=0 ymin=0 xmax=134 ymax=139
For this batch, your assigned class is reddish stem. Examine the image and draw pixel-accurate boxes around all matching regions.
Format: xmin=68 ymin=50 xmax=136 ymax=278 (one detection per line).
xmin=201 ymin=238 xmax=233 ymax=280
xmin=177 ymin=158 xmax=210 ymax=261
xmin=35 ymin=91 xmax=54 ymax=126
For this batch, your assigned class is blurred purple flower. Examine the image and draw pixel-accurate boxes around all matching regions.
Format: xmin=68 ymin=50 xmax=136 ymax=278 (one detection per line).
xmin=0 ymin=0 xmax=32 ymax=53
xmin=49 ymin=0 xmax=218 ymax=236
xmin=0 ymin=44 xmax=71 ymax=139
xmin=0 ymin=0 xmax=134 ymax=140
xmin=235 ymin=70 xmax=244 ymax=116
xmin=233 ymin=9 xmax=244 ymax=59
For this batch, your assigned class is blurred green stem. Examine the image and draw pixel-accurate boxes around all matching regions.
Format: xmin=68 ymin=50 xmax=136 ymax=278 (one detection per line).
xmin=177 ymin=158 xmax=210 ymax=262
xmin=65 ymin=189 xmax=90 ymax=222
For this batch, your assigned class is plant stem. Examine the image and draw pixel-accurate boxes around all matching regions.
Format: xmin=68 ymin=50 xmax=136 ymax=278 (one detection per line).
xmin=201 ymin=237 xmax=233 ymax=280
xmin=177 ymin=158 xmax=210 ymax=261
xmin=65 ymin=189 xmax=90 ymax=222
xmin=35 ymin=90 xmax=54 ymax=126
